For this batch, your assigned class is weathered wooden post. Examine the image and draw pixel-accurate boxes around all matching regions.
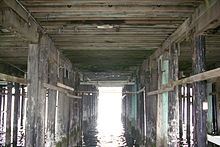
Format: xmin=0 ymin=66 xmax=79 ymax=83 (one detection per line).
xmin=13 ymin=83 xmax=20 ymax=146
xmin=26 ymin=43 xmax=46 ymax=147
xmin=6 ymin=82 xmax=13 ymax=146
xmin=192 ymin=35 xmax=207 ymax=147
xmin=168 ymin=43 xmax=179 ymax=147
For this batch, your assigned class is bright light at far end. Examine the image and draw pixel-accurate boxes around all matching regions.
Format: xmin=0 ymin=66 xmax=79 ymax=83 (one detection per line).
xmin=97 ymin=87 xmax=125 ymax=147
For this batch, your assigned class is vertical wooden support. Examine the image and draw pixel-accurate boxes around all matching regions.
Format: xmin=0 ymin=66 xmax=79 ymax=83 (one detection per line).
xmin=0 ymin=86 xmax=2 ymax=128
xmin=178 ymin=85 xmax=183 ymax=144
xmin=186 ymin=84 xmax=191 ymax=146
xmin=192 ymin=35 xmax=207 ymax=147
xmin=182 ymin=86 xmax=186 ymax=124
xmin=131 ymin=84 xmax=137 ymax=125
xmin=212 ymin=84 xmax=218 ymax=134
xmin=13 ymin=83 xmax=20 ymax=146
xmin=216 ymin=82 xmax=220 ymax=136
xmin=168 ymin=43 xmax=179 ymax=147
xmin=6 ymin=82 xmax=13 ymax=146
xmin=20 ymin=85 xmax=25 ymax=126
xmin=46 ymin=62 xmax=57 ymax=146
xmin=26 ymin=43 xmax=45 ymax=147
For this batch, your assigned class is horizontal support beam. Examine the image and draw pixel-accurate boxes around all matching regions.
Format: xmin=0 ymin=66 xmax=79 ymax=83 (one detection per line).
xmin=22 ymin=0 xmax=202 ymax=6
xmin=147 ymin=68 xmax=220 ymax=96
xmin=80 ymin=80 xmax=135 ymax=87
xmin=43 ymin=83 xmax=81 ymax=99
xmin=66 ymin=93 xmax=81 ymax=99
xmin=147 ymin=87 xmax=174 ymax=96
xmin=56 ymin=82 xmax=74 ymax=91
xmin=78 ymin=90 xmax=142 ymax=94
xmin=28 ymin=6 xmax=194 ymax=13
xmin=207 ymin=135 xmax=220 ymax=146
xmin=0 ymin=73 xmax=26 ymax=84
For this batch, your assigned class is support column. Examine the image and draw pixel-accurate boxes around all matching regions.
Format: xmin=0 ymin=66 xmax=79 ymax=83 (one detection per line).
xmin=46 ymin=62 xmax=58 ymax=146
xmin=186 ymin=84 xmax=191 ymax=146
xmin=178 ymin=85 xmax=183 ymax=144
xmin=192 ymin=35 xmax=207 ymax=147
xmin=26 ymin=43 xmax=46 ymax=147
xmin=6 ymin=82 xmax=13 ymax=146
xmin=20 ymin=85 xmax=25 ymax=127
xmin=13 ymin=83 xmax=20 ymax=146
xmin=145 ymin=59 xmax=157 ymax=146
xmin=168 ymin=43 xmax=179 ymax=147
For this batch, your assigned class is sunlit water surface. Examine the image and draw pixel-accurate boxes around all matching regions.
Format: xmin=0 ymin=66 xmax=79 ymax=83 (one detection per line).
xmin=79 ymin=87 xmax=131 ymax=147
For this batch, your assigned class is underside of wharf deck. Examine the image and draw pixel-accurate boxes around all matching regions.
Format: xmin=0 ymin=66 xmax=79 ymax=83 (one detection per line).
xmin=0 ymin=0 xmax=220 ymax=146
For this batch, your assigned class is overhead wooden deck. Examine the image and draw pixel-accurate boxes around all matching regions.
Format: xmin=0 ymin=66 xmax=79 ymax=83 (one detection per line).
xmin=0 ymin=0 xmax=205 ymax=80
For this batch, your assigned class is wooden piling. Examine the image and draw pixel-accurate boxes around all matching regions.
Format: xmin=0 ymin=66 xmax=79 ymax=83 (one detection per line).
xmin=6 ymin=82 xmax=13 ymax=146
xmin=168 ymin=43 xmax=179 ymax=147
xmin=186 ymin=84 xmax=191 ymax=147
xmin=13 ymin=83 xmax=20 ymax=147
xmin=192 ymin=35 xmax=207 ymax=147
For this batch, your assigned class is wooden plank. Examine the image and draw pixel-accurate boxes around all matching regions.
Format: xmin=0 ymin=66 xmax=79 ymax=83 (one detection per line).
xmin=28 ymin=5 xmax=194 ymax=13
xmin=0 ymin=73 xmax=26 ymax=84
xmin=43 ymin=83 xmax=81 ymax=99
xmin=21 ymin=0 xmax=202 ymax=6
xmin=66 ymin=93 xmax=82 ymax=99
xmin=38 ymin=16 xmax=185 ymax=21
xmin=60 ymin=46 xmax=158 ymax=50
xmin=57 ymin=82 xmax=74 ymax=91
xmin=21 ymin=0 xmax=202 ymax=2
xmin=147 ymin=87 xmax=174 ymax=96
xmin=147 ymin=67 xmax=220 ymax=96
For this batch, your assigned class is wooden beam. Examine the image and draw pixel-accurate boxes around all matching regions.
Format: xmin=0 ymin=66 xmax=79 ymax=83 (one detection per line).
xmin=28 ymin=5 xmax=194 ymax=13
xmin=147 ymin=67 xmax=220 ymax=96
xmin=151 ymin=0 xmax=220 ymax=60
xmin=0 ymin=8 xmax=39 ymax=43
xmin=80 ymin=81 xmax=135 ymax=86
xmin=0 ymin=0 xmax=29 ymax=22
xmin=43 ymin=83 xmax=81 ymax=99
xmin=147 ymin=87 xmax=174 ymax=96
xmin=56 ymin=82 xmax=74 ymax=91
xmin=164 ymin=0 xmax=220 ymax=48
xmin=0 ymin=73 xmax=26 ymax=84
xmin=21 ymin=0 xmax=202 ymax=2
xmin=60 ymin=46 xmax=158 ymax=51
xmin=21 ymin=0 xmax=202 ymax=6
